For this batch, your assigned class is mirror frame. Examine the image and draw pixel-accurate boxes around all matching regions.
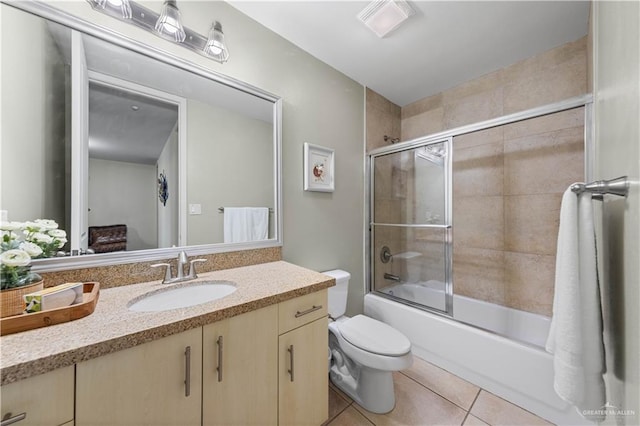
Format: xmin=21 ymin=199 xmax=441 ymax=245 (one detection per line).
xmin=3 ymin=0 xmax=283 ymax=272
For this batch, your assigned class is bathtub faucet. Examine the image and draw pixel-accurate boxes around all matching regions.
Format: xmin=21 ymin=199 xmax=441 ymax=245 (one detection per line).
xmin=384 ymin=273 xmax=401 ymax=282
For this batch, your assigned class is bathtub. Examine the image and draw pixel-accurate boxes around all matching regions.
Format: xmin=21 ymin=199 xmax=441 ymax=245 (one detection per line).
xmin=379 ymin=282 xmax=551 ymax=347
xmin=364 ymin=291 xmax=590 ymax=425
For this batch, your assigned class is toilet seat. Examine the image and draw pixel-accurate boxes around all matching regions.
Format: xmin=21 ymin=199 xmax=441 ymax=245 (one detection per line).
xmin=339 ymin=315 xmax=411 ymax=356
xmin=329 ymin=316 xmax=413 ymax=372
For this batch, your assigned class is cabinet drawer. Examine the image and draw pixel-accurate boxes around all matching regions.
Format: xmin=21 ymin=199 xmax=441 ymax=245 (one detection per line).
xmin=1 ymin=365 xmax=74 ymax=426
xmin=279 ymin=289 xmax=327 ymax=334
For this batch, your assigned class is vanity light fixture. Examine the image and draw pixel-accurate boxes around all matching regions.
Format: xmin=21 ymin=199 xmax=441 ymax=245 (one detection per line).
xmin=357 ymin=0 xmax=415 ymax=38
xmin=86 ymin=0 xmax=132 ymax=20
xmin=155 ymin=0 xmax=186 ymax=43
xmin=203 ymin=21 xmax=229 ymax=62
xmin=85 ymin=0 xmax=230 ymax=63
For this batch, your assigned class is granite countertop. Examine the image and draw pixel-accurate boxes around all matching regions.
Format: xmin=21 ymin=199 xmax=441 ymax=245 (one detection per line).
xmin=1 ymin=261 xmax=334 ymax=385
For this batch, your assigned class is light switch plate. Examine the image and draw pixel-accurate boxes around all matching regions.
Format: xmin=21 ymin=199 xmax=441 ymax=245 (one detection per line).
xmin=189 ymin=204 xmax=202 ymax=215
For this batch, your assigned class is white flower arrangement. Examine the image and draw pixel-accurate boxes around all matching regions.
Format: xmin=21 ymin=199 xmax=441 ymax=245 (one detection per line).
xmin=1 ymin=219 xmax=67 ymax=290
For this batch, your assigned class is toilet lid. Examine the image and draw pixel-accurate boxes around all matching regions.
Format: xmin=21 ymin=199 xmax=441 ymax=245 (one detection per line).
xmin=339 ymin=315 xmax=411 ymax=356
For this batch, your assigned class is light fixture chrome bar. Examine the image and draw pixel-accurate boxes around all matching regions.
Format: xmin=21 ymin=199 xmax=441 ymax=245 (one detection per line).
xmin=86 ymin=0 xmax=229 ymax=63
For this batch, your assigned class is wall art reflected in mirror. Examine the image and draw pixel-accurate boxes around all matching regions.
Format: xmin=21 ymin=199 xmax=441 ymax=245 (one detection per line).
xmin=0 ymin=2 xmax=282 ymax=269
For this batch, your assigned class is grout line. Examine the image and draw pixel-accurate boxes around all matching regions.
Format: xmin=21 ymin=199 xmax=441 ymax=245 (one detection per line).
xmin=469 ymin=388 xmax=483 ymax=412
xmin=399 ymin=369 xmax=477 ymax=412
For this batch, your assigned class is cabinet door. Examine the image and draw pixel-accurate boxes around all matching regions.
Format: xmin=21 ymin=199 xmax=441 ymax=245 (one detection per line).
xmin=76 ymin=327 xmax=202 ymax=426
xmin=1 ymin=365 xmax=74 ymax=426
xmin=278 ymin=317 xmax=328 ymax=426
xmin=203 ymin=305 xmax=278 ymax=426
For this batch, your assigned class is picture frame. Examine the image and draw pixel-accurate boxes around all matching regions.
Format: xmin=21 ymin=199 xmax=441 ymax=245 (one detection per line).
xmin=303 ymin=143 xmax=335 ymax=192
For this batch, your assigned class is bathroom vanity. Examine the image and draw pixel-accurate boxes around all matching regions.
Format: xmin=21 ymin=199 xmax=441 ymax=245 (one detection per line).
xmin=0 ymin=261 xmax=332 ymax=426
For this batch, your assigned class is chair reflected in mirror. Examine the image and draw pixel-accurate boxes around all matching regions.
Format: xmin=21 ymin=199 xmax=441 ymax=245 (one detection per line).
xmin=88 ymin=224 xmax=127 ymax=253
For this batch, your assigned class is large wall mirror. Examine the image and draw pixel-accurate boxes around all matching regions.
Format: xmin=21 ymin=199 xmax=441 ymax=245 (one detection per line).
xmin=0 ymin=2 xmax=282 ymax=271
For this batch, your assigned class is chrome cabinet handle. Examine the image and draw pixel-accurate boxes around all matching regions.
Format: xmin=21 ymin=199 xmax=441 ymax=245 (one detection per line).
xmin=1 ymin=412 xmax=26 ymax=426
xmin=184 ymin=346 xmax=191 ymax=397
xmin=216 ymin=336 xmax=223 ymax=382
xmin=287 ymin=345 xmax=294 ymax=382
xmin=295 ymin=305 xmax=322 ymax=318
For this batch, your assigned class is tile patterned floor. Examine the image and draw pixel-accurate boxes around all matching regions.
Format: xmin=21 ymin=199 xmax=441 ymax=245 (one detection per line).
xmin=324 ymin=356 xmax=554 ymax=426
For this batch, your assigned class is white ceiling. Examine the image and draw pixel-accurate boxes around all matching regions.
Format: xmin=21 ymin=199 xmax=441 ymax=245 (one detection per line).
xmin=228 ymin=1 xmax=591 ymax=107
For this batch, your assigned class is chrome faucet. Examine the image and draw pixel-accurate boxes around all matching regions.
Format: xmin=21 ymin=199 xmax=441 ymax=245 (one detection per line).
xmin=384 ymin=273 xmax=401 ymax=282
xmin=152 ymin=251 xmax=207 ymax=284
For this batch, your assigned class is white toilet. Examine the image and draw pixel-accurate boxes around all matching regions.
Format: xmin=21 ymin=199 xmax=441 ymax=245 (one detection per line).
xmin=324 ymin=269 xmax=412 ymax=414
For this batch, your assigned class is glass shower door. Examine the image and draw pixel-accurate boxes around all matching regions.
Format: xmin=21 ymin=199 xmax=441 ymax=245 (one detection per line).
xmin=370 ymin=139 xmax=452 ymax=315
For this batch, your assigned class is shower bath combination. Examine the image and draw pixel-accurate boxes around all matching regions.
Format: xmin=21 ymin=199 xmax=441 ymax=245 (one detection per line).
xmin=366 ymin=96 xmax=594 ymax=425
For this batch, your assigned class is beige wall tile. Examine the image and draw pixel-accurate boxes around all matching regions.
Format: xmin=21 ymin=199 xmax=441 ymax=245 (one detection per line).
xmin=442 ymin=69 xmax=503 ymax=105
xmin=402 ymin=93 xmax=443 ymax=120
xmin=368 ymin=107 xmax=400 ymax=151
xmin=504 ymin=194 xmax=562 ymax=255
xmin=326 ymin=406 xmax=374 ymax=426
xmin=503 ymin=37 xmax=587 ymax=85
xmin=367 ymin=87 xmax=400 ymax=115
xmin=453 ymin=247 xmax=505 ymax=305
xmin=453 ymin=140 xmax=504 ymax=197
xmin=503 ymin=107 xmax=584 ymax=140
xmin=504 ymin=126 xmax=584 ymax=196
xmin=355 ymin=372 xmax=467 ymax=426
xmin=470 ymin=391 xmax=554 ymax=425
xmin=401 ymin=356 xmax=480 ymax=410
xmin=367 ymin=88 xmax=401 ymax=151
xmin=503 ymin=53 xmax=587 ymax=114
xmin=444 ymin=87 xmax=504 ymax=129
xmin=505 ymin=251 xmax=555 ymax=316
xmin=401 ymin=107 xmax=445 ymax=141
xmin=453 ymin=127 xmax=503 ymax=150
xmin=454 ymin=196 xmax=504 ymax=250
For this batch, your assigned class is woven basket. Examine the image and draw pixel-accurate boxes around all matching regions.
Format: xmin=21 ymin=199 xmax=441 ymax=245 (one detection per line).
xmin=0 ymin=280 xmax=44 ymax=318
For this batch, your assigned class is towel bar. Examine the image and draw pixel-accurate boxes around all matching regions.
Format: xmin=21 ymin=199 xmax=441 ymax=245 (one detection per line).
xmin=218 ymin=207 xmax=274 ymax=213
xmin=570 ymin=176 xmax=629 ymax=199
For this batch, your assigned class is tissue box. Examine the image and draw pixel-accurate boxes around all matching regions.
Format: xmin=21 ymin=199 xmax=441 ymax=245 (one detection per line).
xmin=23 ymin=282 xmax=84 ymax=313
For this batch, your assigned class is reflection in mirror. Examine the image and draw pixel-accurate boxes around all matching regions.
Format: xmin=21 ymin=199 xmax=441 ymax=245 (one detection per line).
xmin=0 ymin=2 xmax=281 ymax=267
xmin=88 ymin=79 xmax=180 ymax=252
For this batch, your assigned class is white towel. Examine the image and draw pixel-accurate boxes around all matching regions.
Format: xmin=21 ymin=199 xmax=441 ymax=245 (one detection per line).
xmin=546 ymin=186 xmax=606 ymax=420
xmin=223 ymin=207 xmax=269 ymax=243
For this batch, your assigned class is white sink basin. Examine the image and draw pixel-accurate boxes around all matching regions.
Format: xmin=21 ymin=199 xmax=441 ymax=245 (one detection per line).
xmin=128 ymin=281 xmax=237 ymax=312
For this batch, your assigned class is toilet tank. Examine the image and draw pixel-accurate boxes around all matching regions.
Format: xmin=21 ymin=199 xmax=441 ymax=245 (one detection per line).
xmin=323 ymin=269 xmax=350 ymax=319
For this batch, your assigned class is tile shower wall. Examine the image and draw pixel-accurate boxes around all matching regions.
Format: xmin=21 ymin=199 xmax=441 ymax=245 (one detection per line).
xmin=367 ymin=88 xmax=403 ymax=289
xmin=453 ymin=109 xmax=584 ymax=316
xmin=366 ymin=36 xmax=587 ymax=317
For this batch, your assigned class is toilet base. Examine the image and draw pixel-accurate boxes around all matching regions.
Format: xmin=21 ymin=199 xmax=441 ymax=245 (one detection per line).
xmin=329 ymin=363 xmax=396 ymax=414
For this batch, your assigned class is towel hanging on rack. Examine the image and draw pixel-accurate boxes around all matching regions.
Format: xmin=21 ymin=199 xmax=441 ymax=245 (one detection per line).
xmin=223 ymin=207 xmax=269 ymax=243
xmin=546 ymin=186 xmax=606 ymax=421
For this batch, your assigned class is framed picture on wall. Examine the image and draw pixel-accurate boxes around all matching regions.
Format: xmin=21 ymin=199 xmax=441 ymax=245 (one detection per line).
xmin=304 ymin=143 xmax=335 ymax=192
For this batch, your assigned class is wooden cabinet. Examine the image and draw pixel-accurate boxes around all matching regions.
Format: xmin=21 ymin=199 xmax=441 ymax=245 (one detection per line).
xmin=278 ymin=290 xmax=328 ymax=426
xmin=0 ymin=365 xmax=74 ymax=426
xmin=5 ymin=288 xmax=328 ymax=426
xmin=203 ymin=304 xmax=278 ymax=426
xmin=75 ymin=327 xmax=202 ymax=426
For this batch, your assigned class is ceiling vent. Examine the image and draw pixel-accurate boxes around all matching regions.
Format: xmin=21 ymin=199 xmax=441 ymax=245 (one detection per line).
xmin=357 ymin=0 xmax=415 ymax=38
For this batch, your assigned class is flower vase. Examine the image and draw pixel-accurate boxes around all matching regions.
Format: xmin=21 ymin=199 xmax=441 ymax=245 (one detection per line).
xmin=0 ymin=279 xmax=44 ymax=318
